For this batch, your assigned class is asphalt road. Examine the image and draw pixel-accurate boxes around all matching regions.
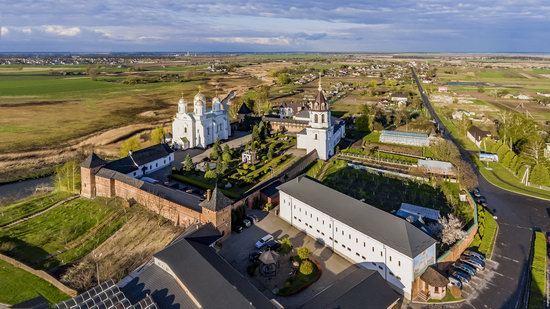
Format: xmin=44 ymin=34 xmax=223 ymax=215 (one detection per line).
xmin=412 ymin=69 xmax=550 ymax=309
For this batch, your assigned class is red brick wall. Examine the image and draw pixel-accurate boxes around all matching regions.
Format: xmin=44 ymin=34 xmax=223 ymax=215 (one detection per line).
xmin=270 ymin=121 xmax=307 ymax=133
xmin=80 ymin=167 xmax=94 ymax=198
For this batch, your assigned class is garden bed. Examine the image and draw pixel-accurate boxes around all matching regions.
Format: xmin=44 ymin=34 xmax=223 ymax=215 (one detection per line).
xmin=277 ymin=258 xmax=321 ymax=296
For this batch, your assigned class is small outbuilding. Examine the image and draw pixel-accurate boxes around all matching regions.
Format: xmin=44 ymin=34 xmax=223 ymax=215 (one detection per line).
xmin=418 ymin=266 xmax=449 ymax=301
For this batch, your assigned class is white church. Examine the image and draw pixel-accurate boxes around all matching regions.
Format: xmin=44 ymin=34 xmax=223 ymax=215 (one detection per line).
xmin=297 ymin=79 xmax=345 ymax=160
xmin=172 ymin=90 xmax=232 ymax=149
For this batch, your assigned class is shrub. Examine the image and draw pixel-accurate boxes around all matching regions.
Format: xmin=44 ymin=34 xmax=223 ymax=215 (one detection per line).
xmin=299 ymin=260 xmax=314 ymax=275
xmin=204 ymin=170 xmax=217 ymax=179
xmin=297 ymin=247 xmax=310 ymax=260
xmin=279 ymin=237 xmax=293 ymax=255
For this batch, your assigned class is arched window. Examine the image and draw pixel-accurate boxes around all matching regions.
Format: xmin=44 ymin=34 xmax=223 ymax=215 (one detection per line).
xmin=314 ymin=114 xmax=318 ymax=123
xmin=321 ymin=114 xmax=325 ymax=123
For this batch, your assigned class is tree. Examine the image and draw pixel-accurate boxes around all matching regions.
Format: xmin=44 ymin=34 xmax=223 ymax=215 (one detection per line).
xmin=523 ymin=135 xmax=546 ymax=164
xmin=530 ymin=164 xmax=550 ymax=186
xmin=299 ymin=260 xmax=314 ymax=275
xmin=277 ymin=73 xmax=291 ymax=85
xmin=436 ymin=214 xmax=467 ymax=246
xmin=54 ymin=160 xmax=81 ymax=193
xmin=150 ymin=127 xmax=165 ymax=144
xmin=210 ymin=139 xmax=222 ymax=160
xmin=355 ymin=114 xmax=371 ymax=132
xmin=204 ymin=169 xmax=217 ymax=179
xmin=384 ymin=79 xmax=397 ymax=87
xmin=431 ymin=140 xmax=460 ymax=162
xmin=297 ymin=247 xmax=311 ymax=260
xmin=279 ymin=237 xmax=293 ymax=255
xmin=87 ymin=66 xmax=98 ymax=81
xmin=119 ymin=136 xmax=141 ymax=157
xmin=183 ymin=154 xmax=194 ymax=172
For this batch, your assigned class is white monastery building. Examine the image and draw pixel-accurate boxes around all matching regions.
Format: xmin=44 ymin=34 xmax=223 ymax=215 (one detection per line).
xmin=296 ymin=79 xmax=345 ymax=160
xmin=278 ymin=176 xmax=437 ymax=299
xmin=172 ymin=90 xmax=231 ymax=149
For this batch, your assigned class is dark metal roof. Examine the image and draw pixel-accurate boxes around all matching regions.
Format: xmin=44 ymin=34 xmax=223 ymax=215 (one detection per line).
xmin=81 ymin=152 xmax=106 ymax=168
xmin=95 ymin=168 xmax=203 ymax=212
xmin=260 ymin=180 xmax=281 ymax=197
xmin=238 ymin=103 xmax=253 ymax=114
xmin=104 ymin=143 xmax=174 ymax=174
xmin=152 ymin=229 xmax=277 ymax=309
xmin=301 ymin=268 xmax=400 ymax=309
xmin=312 ymin=89 xmax=328 ymax=111
xmin=277 ymin=176 xmax=436 ymax=258
xmin=468 ymin=126 xmax=491 ymax=141
xmin=199 ymin=187 xmax=233 ymax=212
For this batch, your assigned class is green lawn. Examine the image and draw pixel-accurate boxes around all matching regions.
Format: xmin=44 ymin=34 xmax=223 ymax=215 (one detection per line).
xmin=363 ymin=130 xmax=381 ymax=143
xmin=528 ymin=231 xmax=547 ymax=309
xmin=0 ymin=77 xmax=126 ymax=98
xmin=0 ymin=259 xmax=69 ymax=305
xmin=0 ymin=191 xmax=74 ymax=227
xmin=0 ymin=197 xmax=127 ymax=269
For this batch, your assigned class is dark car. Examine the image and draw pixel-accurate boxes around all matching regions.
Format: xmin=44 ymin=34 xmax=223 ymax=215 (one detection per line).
xmin=453 ymin=262 xmax=476 ymax=276
xmin=232 ymin=224 xmax=244 ymax=233
xmin=473 ymin=188 xmax=481 ymax=197
xmin=476 ymin=196 xmax=486 ymax=204
xmin=241 ymin=218 xmax=252 ymax=228
xmin=265 ymin=240 xmax=281 ymax=251
xmin=463 ymin=250 xmax=486 ymax=262
xmin=245 ymin=214 xmax=258 ymax=224
xmin=249 ymin=250 xmax=262 ymax=262
xmin=448 ymin=269 xmax=471 ymax=284
xmin=461 ymin=256 xmax=485 ymax=270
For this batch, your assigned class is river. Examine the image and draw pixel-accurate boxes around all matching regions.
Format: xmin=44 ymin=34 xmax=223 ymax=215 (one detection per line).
xmin=0 ymin=176 xmax=54 ymax=204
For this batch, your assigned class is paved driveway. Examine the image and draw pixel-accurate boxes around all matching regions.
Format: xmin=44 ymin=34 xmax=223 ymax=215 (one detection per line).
xmin=219 ymin=211 xmax=357 ymax=308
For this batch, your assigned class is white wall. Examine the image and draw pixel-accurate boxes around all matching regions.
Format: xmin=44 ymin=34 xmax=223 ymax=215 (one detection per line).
xmin=128 ymin=153 xmax=174 ymax=178
xmin=279 ymin=191 xmax=434 ymax=299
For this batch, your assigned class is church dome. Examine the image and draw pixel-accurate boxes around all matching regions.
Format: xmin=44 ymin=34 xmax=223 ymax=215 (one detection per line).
xmin=178 ymin=97 xmax=186 ymax=105
xmin=194 ymin=91 xmax=206 ymax=103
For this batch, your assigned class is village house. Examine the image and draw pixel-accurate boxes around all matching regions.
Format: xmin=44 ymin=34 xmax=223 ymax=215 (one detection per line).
xmin=467 ymin=126 xmax=491 ymax=148
xmin=390 ymin=92 xmax=409 ymax=105
xmin=277 ymin=176 xmax=437 ymax=300
xmin=438 ymin=86 xmax=449 ymax=93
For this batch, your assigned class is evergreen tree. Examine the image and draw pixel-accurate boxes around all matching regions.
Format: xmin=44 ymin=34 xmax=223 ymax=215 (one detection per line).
xmin=183 ymin=154 xmax=194 ymax=172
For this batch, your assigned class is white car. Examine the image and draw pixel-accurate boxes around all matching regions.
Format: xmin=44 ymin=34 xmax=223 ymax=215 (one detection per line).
xmin=255 ymin=234 xmax=274 ymax=249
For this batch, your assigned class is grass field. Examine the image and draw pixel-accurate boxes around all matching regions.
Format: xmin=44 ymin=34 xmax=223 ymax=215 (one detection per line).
xmin=528 ymin=231 xmax=547 ymax=309
xmin=0 ymin=259 xmax=69 ymax=305
xmin=0 ymin=197 xmax=127 ymax=269
xmin=0 ymin=191 xmax=74 ymax=227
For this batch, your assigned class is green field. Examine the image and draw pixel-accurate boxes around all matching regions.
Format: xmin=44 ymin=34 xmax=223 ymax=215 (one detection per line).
xmin=0 ymin=259 xmax=69 ymax=305
xmin=0 ymin=192 xmax=74 ymax=227
xmin=0 ymin=197 xmax=127 ymax=269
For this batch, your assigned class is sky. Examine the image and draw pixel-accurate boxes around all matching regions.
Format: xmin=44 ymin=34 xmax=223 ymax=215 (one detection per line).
xmin=0 ymin=0 xmax=549 ymax=53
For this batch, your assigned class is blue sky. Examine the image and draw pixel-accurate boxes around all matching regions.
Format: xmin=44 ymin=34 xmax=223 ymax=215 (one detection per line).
xmin=0 ymin=0 xmax=549 ymax=52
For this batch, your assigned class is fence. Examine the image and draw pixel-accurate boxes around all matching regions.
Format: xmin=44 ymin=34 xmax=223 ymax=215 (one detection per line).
xmin=436 ymin=192 xmax=479 ymax=265
xmin=0 ymin=253 xmax=77 ymax=297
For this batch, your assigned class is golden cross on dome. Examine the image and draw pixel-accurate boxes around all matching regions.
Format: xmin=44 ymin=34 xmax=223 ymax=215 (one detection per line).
xmin=197 ymin=85 xmax=202 ymax=93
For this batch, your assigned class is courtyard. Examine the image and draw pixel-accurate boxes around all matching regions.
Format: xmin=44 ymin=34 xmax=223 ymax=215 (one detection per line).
xmin=219 ymin=210 xmax=357 ymax=308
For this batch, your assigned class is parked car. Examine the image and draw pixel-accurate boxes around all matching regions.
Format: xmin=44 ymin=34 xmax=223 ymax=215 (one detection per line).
xmin=461 ymin=256 xmax=485 ymax=270
xmin=476 ymin=196 xmax=486 ymax=204
xmin=463 ymin=250 xmax=486 ymax=262
xmin=448 ymin=269 xmax=471 ymax=284
xmin=255 ymin=234 xmax=274 ymax=249
xmin=473 ymin=188 xmax=481 ymax=197
xmin=265 ymin=240 xmax=281 ymax=251
xmin=241 ymin=218 xmax=252 ymax=228
xmin=453 ymin=262 xmax=476 ymax=276
xmin=249 ymin=250 xmax=262 ymax=262
xmin=448 ymin=276 xmax=463 ymax=289
xmin=245 ymin=214 xmax=258 ymax=223
xmin=232 ymin=224 xmax=244 ymax=233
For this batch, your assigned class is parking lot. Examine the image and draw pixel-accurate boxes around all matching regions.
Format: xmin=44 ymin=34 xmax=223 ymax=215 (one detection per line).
xmin=219 ymin=210 xmax=357 ymax=308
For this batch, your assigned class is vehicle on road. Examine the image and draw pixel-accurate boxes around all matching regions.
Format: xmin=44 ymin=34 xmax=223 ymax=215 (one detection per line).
xmin=265 ymin=240 xmax=281 ymax=251
xmin=461 ymin=255 xmax=485 ymax=269
xmin=448 ymin=276 xmax=463 ymax=289
xmin=255 ymin=234 xmax=274 ymax=249
xmin=473 ymin=188 xmax=481 ymax=197
xmin=476 ymin=196 xmax=486 ymax=204
xmin=448 ymin=269 xmax=471 ymax=284
xmin=241 ymin=218 xmax=252 ymax=228
xmin=453 ymin=262 xmax=477 ymax=276
xmin=463 ymin=250 xmax=486 ymax=262
xmin=232 ymin=224 xmax=244 ymax=233
xmin=245 ymin=214 xmax=258 ymax=223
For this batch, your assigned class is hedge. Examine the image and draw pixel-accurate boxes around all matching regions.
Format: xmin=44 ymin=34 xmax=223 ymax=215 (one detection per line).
xmin=528 ymin=231 xmax=547 ymax=309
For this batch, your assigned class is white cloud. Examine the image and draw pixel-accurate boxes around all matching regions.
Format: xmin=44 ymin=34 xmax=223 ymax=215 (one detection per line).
xmin=208 ymin=36 xmax=292 ymax=45
xmin=0 ymin=27 xmax=8 ymax=36
xmin=21 ymin=27 xmax=32 ymax=34
xmin=43 ymin=25 xmax=80 ymax=36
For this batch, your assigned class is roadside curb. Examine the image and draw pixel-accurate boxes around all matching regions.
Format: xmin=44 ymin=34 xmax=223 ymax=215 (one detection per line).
xmin=411 ymin=298 xmax=465 ymax=305
xmin=486 ymin=219 xmax=499 ymax=261
xmin=479 ymin=170 xmax=550 ymax=202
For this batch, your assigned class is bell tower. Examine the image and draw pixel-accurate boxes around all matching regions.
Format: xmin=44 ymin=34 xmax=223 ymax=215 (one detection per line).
xmin=309 ymin=73 xmax=331 ymax=129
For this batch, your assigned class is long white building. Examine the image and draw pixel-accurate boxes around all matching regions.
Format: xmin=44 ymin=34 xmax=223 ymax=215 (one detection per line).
xmin=277 ymin=176 xmax=437 ymax=299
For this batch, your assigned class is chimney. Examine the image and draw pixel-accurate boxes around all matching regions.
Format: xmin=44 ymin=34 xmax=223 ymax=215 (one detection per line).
xmin=206 ymin=189 xmax=212 ymax=201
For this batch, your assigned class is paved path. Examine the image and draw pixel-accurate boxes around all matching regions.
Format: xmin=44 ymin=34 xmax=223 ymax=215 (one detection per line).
xmin=412 ymin=69 xmax=550 ymax=309
xmin=1 ymin=195 xmax=78 ymax=228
